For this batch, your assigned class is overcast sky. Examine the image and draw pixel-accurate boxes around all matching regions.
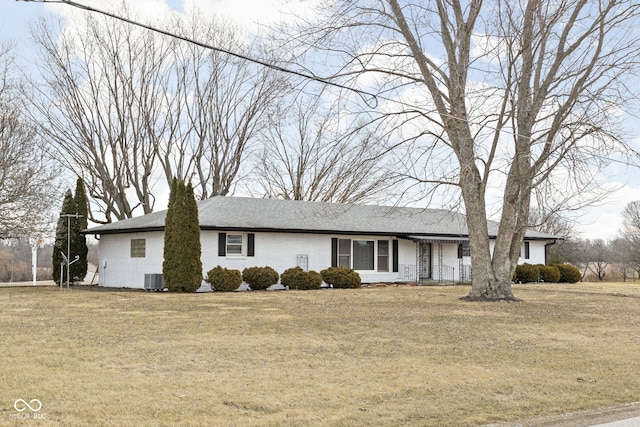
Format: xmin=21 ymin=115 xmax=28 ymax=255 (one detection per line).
xmin=3 ymin=0 xmax=640 ymax=241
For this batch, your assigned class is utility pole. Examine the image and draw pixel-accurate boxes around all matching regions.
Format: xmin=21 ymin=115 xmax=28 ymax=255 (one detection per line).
xmin=31 ymin=237 xmax=43 ymax=286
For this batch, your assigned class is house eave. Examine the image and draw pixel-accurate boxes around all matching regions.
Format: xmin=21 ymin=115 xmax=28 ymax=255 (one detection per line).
xmin=406 ymin=235 xmax=469 ymax=243
xmin=84 ymin=225 xmax=477 ymax=240
xmin=82 ymin=225 xmax=561 ymax=244
xmin=81 ymin=226 xmax=165 ymax=236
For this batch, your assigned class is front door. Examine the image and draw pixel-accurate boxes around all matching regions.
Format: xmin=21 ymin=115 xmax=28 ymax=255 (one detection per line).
xmin=418 ymin=242 xmax=431 ymax=280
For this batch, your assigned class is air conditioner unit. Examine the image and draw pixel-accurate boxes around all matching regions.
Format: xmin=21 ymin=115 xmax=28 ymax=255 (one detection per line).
xmin=144 ymin=273 xmax=164 ymax=291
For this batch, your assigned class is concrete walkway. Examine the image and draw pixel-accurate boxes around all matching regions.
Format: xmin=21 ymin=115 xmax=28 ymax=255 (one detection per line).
xmin=490 ymin=402 xmax=640 ymax=427
xmin=591 ymin=417 xmax=640 ymax=427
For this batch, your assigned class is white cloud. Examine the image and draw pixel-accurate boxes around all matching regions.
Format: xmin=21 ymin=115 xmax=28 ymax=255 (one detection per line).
xmin=184 ymin=0 xmax=279 ymax=25
xmin=181 ymin=0 xmax=317 ymax=29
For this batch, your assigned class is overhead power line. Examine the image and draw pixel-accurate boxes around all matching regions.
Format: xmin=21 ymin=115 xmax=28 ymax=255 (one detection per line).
xmin=18 ymin=0 xmax=640 ymax=170
xmin=18 ymin=0 xmax=378 ymax=105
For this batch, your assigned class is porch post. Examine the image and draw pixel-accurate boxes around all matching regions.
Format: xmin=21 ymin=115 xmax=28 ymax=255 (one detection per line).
xmin=437 ymin=242 xmax=443 ymax=283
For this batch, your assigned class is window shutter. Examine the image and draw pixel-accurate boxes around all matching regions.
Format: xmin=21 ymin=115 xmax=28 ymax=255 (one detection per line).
xmin=524 ymin=242 xmax=530 ymax=259
xmin=247 ymin=233 xmax=255 ymax=257
xmin=331 ymin=238 xmax=338 ymax=267
xmin=218 ymin=232 xmax=226 ymax=256
xmin=458 ymin=243 xmax=462 ymax=259
xmin=392 ymin=239 xmax=399 ymax=272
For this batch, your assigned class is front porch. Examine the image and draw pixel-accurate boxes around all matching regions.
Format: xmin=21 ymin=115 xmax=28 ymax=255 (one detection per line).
xmin=398 ymin=236 xmax=473 ymax=285
xmin=397 ymin=263 xmax=472 ymax=285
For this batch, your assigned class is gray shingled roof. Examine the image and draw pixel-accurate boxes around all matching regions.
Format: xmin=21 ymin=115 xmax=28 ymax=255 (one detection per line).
xmin=85 ymin=196 xmax=558 ymax=240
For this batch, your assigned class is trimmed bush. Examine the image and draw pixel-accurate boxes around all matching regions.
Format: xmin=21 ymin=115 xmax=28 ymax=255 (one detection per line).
xmin=281 ymin=267 xmax=323 ymax=290
xmin=242 ymin=266 xmax=279 ymax=290
xmin=538 ymin=264 xmax=561 ymax=283
xmin=307 ymin=271 xmax=323 ymax=288
xmin=205 ymin=266 xmax=242 ymax=292
xmin=514 ymin=263 xmax=540 ymax=283
xmin=320 ymin=266 xmax=361 ymax=289
xmin=554 ymin=263 xmax=581 ymax=283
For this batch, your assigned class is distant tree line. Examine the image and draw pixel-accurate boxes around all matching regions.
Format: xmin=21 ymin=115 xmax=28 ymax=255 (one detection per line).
xmin=539 ymin=201 xmax=640 ymax=282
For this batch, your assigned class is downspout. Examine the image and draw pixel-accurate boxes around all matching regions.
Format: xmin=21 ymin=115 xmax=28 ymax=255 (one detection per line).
xmin=544 ymin=239 xmax=557 ymax=265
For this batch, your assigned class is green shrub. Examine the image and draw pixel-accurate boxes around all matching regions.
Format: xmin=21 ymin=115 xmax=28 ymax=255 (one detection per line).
xmin=554 ymin=263 xmax=581 ymax=283
xmin=320 ymin=266 xmax=361 ymax=289
xmin=538 ymin=264 xmax=561 ymax=283
xmin=205 ymin=266 xmax=242 ymax=292
xmin=514 ymin=263 xmax=540 ymax=283
xmin=281 ymin=267 xmax=323 ymax=290
xmin=307 ymin=271 xmax=323 ymax=288
xmin=242 ymin=266 xmax=279 ymax=290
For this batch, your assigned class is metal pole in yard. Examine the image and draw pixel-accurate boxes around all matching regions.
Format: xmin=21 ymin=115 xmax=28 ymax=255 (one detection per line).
xmin=60 ymin=214 xmax=81 ymax=288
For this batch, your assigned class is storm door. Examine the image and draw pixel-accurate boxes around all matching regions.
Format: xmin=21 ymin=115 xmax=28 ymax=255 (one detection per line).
xmin=418 ymin=242 xmax=431 ymax=280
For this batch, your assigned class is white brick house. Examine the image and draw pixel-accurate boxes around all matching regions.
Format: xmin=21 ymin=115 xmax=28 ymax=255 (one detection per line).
xmin=84 ymin=197 xmax=558 ymax=289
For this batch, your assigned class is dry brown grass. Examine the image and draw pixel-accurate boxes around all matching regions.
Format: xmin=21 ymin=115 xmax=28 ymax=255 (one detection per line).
xmin=1 ymin=282 xmax=639 ymax=426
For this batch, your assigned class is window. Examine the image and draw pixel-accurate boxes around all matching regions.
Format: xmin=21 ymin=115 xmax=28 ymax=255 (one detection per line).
xmin=458 ymin=242 xmax=470 ymax=258
xmin=377 ymin=240 xmax=389 ymax=272
xmin=332 ymin=238 xmax=389 ymax=271
xmin=226 ymin=234 xmax=243 ymax=255
xmin=130 ymin=239 xmax=146 ymax=258
xmin=524 ymin=242 xmax=530 ymax=259
xmin=353 ymin=240 xmax=375 ymax=270
xmin=218 ymin=232 xmax=255 ymax=257
xmin=338 ymin=238 xmax=351 ymax=267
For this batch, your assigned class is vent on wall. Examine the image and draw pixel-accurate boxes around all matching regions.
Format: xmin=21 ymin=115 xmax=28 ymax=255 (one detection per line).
xmin=144 ymin=274 xmax=164 ymax=291
xmin=296 ymin=254 xmax=309 ymax=271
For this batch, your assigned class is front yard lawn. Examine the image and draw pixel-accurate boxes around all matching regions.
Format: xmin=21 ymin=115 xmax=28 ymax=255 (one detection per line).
xmin=1 ymin=283 xmax=639 ymax=426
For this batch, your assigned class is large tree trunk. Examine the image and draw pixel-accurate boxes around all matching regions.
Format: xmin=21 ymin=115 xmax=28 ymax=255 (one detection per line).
xmin=455 ymin=128 xmax=516 ymax=301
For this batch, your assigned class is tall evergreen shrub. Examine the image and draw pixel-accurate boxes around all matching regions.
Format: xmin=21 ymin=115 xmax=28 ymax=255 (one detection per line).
xmin=70 ymin=178 xmax=89 ymax=282
xmin=163 ymin=178 xmax=178 ymax=286
xmin=163 ymin=179 xmax=203 ymax=292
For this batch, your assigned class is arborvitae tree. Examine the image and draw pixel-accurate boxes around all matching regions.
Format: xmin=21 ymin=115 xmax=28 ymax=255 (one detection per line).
xmin=163 ymin=179 xmax=202 ymax=292
xmin=163 ymin=178 xmax=178 ymax=288
xmin=52 ymin=190 xmax=76 ymax=285
xmin=183 ymin=183 xmax=202 ymax=288
xmin=70 ymin=178 xmax=89 ymax=282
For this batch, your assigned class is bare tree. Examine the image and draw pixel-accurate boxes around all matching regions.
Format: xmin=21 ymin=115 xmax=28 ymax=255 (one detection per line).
xmin=285 ymin=0 xmax=640 ymax=299
xmin=585 ymin=239 xmax=610 ymax=281
xmin=0 ymin=43 xmax=57 ymax=238
xmin=620 ymin=200 xmax=640 ymax=277
xmin=30 ymin=10 xmax=288 ymax=220
xmin=557 ymin=238 xmax=588 ymax=279
xmin=30 ymin=13 xmax=174 ymax=223
xmin=621 ymin=201 xmax=640 ymax=242
xmin=256 ymin=93 xmax=397 ymax=203
xmin=609 ymin=237 xmax=634 ymax=281
xmin=160 ymin=14 xmax=288 ymax=199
